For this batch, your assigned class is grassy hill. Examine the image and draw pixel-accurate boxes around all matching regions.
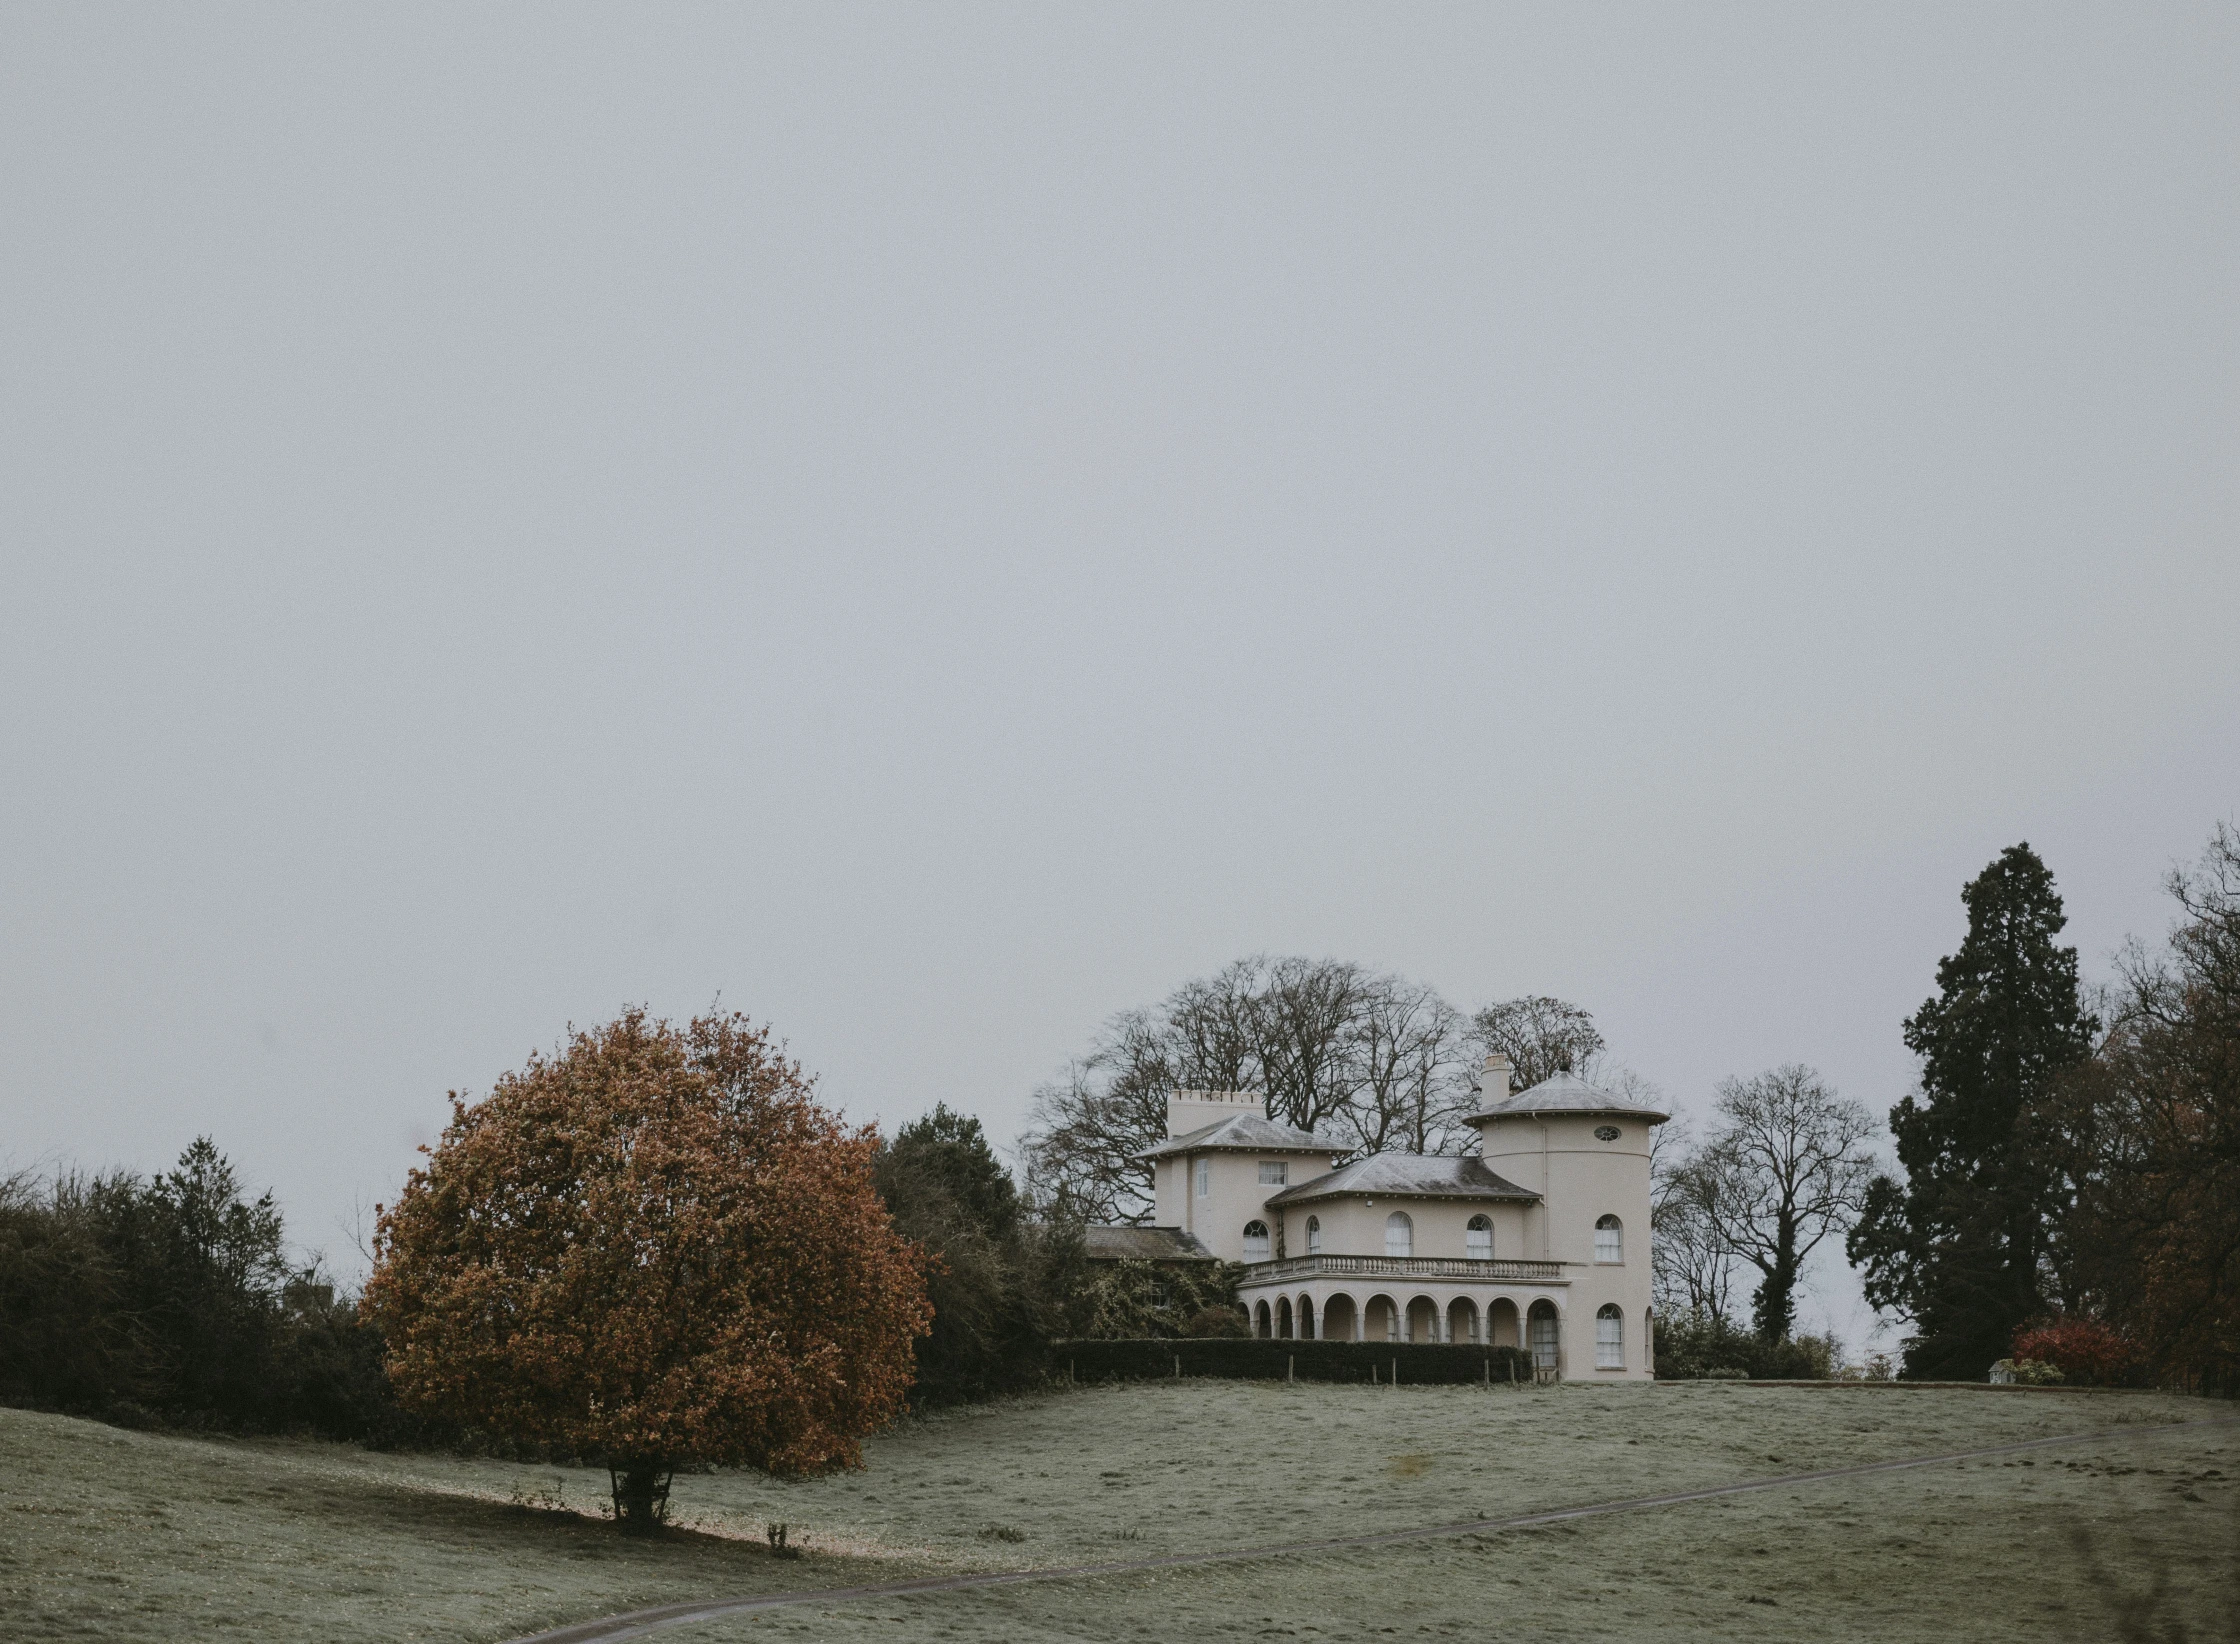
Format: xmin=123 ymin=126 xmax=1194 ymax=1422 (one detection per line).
xmin=4 ymin=1382 xmax=2233 ymax=1642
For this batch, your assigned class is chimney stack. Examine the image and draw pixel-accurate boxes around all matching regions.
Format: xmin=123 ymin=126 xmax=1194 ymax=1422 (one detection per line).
xmin=1480 ymin=1053 xmax=1514 ymax=1104
xmin=1164 ymin=1089 xmax=1266 ymax=1139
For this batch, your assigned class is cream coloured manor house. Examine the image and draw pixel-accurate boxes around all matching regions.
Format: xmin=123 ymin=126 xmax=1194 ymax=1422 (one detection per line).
xmin=1120 ymin=1057 xmax=1664 ymax=1381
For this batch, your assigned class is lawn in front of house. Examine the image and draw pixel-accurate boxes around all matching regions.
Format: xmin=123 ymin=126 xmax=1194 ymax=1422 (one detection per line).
xmin=3 ymin=1381 xmax=2232 ymax=1642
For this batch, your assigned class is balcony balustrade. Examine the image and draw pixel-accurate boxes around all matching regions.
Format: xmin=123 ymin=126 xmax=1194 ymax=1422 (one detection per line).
xmin=1238 ymin=1254 xmax=1565 ymax=1284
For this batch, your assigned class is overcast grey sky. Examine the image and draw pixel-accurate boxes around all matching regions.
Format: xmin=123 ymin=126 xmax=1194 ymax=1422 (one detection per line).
xmin=4 ymin=6 xmax=2235 ymax=1339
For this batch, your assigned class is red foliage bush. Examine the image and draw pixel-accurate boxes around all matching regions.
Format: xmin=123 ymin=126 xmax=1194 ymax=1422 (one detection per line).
xmin=2012 ymin=1317 xmax=2136 ymax=1386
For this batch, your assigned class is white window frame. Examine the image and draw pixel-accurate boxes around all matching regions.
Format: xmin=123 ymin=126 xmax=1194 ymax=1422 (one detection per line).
xmin=1385 ymin=1210 xmax=1413 ymax=1258
xmin=1257 ymin=1160 xmax=1287 ymax=1186
xmin=1242 ymin=1220 xmax=1270 ymax=1261
xmin=1195 ymin=1158 xmax=1210 ymax=1198
xmin=1305 ymin=1215 xmax=1321 ymax=1255
xmin=1596 ymin=1304 xmax=1624 ymax=1369
xmin=1595 ymin=1215 xmax=1623 ymax=1264
xmin=1466 ymin=1215 xmax=1492 ymax=1259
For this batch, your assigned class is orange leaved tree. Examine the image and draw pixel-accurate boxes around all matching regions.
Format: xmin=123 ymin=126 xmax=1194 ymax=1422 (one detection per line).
xmin=363 ymin=1008 xmax=931 ymax=1526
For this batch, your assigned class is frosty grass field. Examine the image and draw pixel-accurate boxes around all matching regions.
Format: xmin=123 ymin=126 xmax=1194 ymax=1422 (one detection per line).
xmin=4 ymin=1380 xmax=2234 ymax=1643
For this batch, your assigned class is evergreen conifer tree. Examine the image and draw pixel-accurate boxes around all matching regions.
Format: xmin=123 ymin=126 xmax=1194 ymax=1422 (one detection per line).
xmin=1848 ymin=843 xmax=2096 ymax=1378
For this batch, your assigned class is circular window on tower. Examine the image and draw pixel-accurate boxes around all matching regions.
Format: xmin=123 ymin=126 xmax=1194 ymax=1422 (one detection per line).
xmin=1594 ymin=1125 xmax=1620 ymax=1142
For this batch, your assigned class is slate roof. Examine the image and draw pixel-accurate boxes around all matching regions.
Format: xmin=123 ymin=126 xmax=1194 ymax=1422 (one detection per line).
xmin=1083 ymin=1225 xmax=1217 ymax=1262
xmin=1463 ymin=1069 xmax=1672 ymax=1125
xmin=1263 ymin=1153 xmax=1540 ymax=1207
xmin=1132 ymin=1112 xmax=1341 ymax=1161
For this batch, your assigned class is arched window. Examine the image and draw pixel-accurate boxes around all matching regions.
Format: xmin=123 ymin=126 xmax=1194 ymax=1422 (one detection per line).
xmin=1528 ymin=1301 xmax=1560 ymax=1372
xmin=1595 ymin=1214 xmax=1623 ymax=1263
xmin=1305 ymin=1215 xmax=1322 ymax=1255
xmin=1242 ymin=1220 xmax=1271 ymax=1261
xmin=1596 ymin=1303 xmax=1624 ymax=1369
xmin=1385 ymin=1210 xmax=1413 ymax=1258
xmin=1466 ymin=1214 xmax=1493 ymax=1259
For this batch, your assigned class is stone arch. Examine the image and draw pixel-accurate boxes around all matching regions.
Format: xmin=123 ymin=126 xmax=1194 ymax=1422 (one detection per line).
xmin=1364 ymin=1293 xmax=1401 ymax=1343
xmin=1405 ymin=1294 xmax=1440 ymax=1343
xmin=1298 ymin=1293 xmax=1317 ymax=1340
xmin=1323 ymin=1292 xmax=1358 ymax=1342
xmin=1447 ymin=1296 xmax=1480 ymax=1344
xmin=1528 ymin=1298 xmax=1562 ymax=1375
xmin=1254 ymin=1298 xmax=1273 ymax=1339
xmin=1488 ymin=1297 xmax=1521 ymax=1348
xmin=1275 ymin=1295 xmax=1294 ymax=1339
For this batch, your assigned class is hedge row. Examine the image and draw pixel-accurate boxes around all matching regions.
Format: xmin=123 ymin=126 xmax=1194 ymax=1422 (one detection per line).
xmin=1057 ymin=1338 xmax=1538 ymax=1386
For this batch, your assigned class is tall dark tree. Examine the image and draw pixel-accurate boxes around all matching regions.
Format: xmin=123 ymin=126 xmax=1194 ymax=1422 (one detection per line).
xmin=1849 ymin=843 xmax=2097 ymax=1379
xmin=880 ymin=1105 xmax=1022 ymax=1240
xmin=874 ymin=1105 xmax=1085 ymax=1405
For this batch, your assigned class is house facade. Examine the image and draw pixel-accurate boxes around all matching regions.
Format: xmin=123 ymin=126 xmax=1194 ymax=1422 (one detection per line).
xmin=1128 ymin=1058 xmax=1664 ymax=1381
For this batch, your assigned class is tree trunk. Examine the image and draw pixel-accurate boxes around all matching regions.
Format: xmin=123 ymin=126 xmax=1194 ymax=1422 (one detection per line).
xmin=608 ymin=1460 xmax=673 ymax=1531
xmin=1753 ymin=1214 xmax=1800 ymax=1341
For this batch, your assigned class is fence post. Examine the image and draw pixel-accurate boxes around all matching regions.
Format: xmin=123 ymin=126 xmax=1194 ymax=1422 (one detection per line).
xmin=1288 ymin=1354 xmax=1295 ymax=1383
xmin=1173 ymin=1353 xmax=1181 ymax=1379
xmin=1391 ymin=1358 xmax=1397 ymax=1388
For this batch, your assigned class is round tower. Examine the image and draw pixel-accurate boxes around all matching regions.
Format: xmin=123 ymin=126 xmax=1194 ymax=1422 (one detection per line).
xmin=1463 ymin=1057 xmax=1666 ymax=1380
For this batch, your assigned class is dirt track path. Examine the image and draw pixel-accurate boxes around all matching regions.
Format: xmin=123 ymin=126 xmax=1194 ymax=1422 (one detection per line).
xmin=508 ymin=1413 xmax=2237 ymax=1644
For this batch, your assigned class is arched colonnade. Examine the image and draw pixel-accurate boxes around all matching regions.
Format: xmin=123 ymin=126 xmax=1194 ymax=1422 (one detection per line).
xmin=1247 ymin=1289 xmax=1567 ymax=1366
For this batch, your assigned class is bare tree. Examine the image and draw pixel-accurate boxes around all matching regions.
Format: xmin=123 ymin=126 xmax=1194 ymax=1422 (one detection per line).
xmin=1019 ymin=1056 xmax=1164 ymax=1225
xmin=1021 ymin=956 xmax=1377 ymax=1222
xmin=1700 ymin=1065 xmax=1878 ymax=1339
xmin=1251 ymin=956 xmax=1372 ymax=1133
xmin=1651 ymin=1128 xmax=1740 ymax=1321
xmin=1468 ymin=996 xmax=1607 ymax=1093
xmin=1345 ymin=977 xmax=1472 ymax=1157
xmin=1023 ymin=966 xmax=1622 ymax=1226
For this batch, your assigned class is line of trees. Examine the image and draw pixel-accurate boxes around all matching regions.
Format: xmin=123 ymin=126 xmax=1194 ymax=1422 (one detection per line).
xmin=10 ymin=828 xmax=2230 ymax=1483
xmin=0 ymin=1140 xmax=401 ymax=1438
xmin=1021 ymin=955 xmax=1619 ymax=1222
xmin=2054 ymin=824 xmax=2240 ymax=1391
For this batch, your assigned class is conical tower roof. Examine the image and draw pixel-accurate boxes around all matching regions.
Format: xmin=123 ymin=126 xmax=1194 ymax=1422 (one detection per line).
xmin=1464 ymin=1068 xmax=1670 ymax=1125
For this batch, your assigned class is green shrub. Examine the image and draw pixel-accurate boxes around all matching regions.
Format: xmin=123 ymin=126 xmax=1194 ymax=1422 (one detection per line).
xmin=1653 ymin=1311 xmax=1838 ymax=1380
xmin=1076 ymin=1258 xmax=1239 ymax=1340
xmin=1180 ymin=1305 xmax=1249 ymax=1338
xmin=1058 ymin=1338 xmax=1535 ymax=1386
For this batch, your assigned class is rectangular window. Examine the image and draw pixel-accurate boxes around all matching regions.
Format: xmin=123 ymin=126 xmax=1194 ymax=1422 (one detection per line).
xmin=1194 ymin=1158 xmax=1210 ymax=1198
xmin=1257 ymin=1161 xmax=1287 ymax=1185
